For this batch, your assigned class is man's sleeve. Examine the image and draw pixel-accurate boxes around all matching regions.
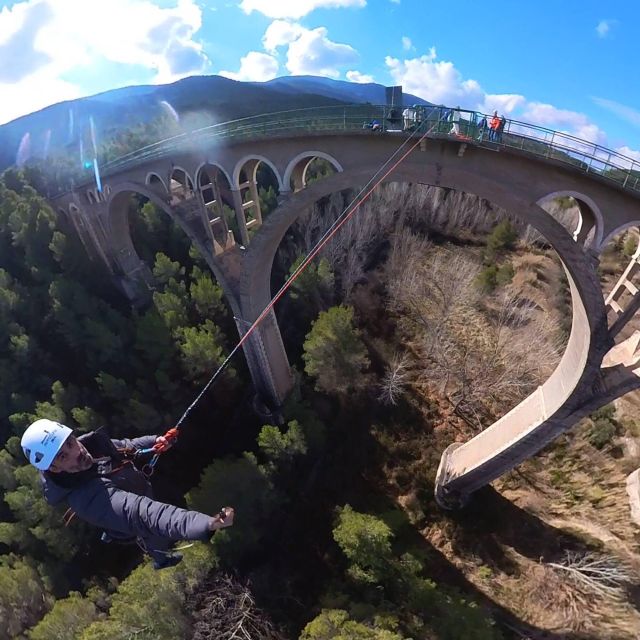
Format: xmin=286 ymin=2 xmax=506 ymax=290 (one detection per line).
xmin=68 ymin=483 xmax=213 ymax=541
xmin=111 ymin=435 xmax=158 ymax=451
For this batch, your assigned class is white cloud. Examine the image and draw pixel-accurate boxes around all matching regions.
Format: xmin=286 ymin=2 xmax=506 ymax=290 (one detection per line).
xmin=522 ymin=102 xmax=590 ymax=128
xmin=346 ymin=70 xmax=373 ymax=83
xmin=593 ymin=97 xmax=640 ymax=129
xmin=263 ymin=21 xmax=358 ymax=78
xmin=287 ymin=26 xmax=358 ymax=77
xmin=616 ymin=146 xmax=640 ymax=166
xmin=522 ymin=101 xmax=608 ymax=145
xmin=0 ymin=0 xmax=208 ymax=124
xmin=239 ymin=0 xmax=365 ymax=20
xmin=263 ymin=19 xmax=303 ymax=53
xmin=385 ymin=48 xmax=483 ymax=108
xmin=220 ymin=51 xmax=279 ymax=81
xmin=481 ymin=93 xmax=526 ymax=115
xmin=596 ymin=19 xmax=613 ymax=38
xmin=401 ymin=36 xmax=412 ymax=51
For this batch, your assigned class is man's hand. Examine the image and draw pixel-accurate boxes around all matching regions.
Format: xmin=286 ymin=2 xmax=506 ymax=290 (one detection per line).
xmin=154 ymin=428 xmax=179 ymax=453
xmin=209 ymin=507 xmax=234 ymax=531
xmin=154 ymin=435 xmax=173 ymax=451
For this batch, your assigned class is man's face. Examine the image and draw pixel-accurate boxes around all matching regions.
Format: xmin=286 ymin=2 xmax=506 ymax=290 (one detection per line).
xmin=48 ymin=435 xmax=93 ymax=473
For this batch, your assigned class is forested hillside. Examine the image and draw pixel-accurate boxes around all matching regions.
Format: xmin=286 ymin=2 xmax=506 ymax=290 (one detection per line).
xmin=1 ymin=166 xmax=639 ymax=639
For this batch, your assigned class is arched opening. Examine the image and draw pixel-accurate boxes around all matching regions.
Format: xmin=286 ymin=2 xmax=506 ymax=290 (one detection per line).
xmin=241 ymin=159 xmax=605 ymax=508
xmin=169 ymin=167 xmax=194 ymax=204
xmin=91 ymin=185 xmax=248 ymax=471
xmin=266 ymin=178 xmax=571 ymax=424
xmin=197 ymin=163 xmax=236 ymax=253
xmin=146 ymin=172 xmax=167 ymax=196
xmin=107 ymin=184 xmax=239 ymax=313
xmin=110 ymin=188 xmax=192 ymax=275
xmin=599 ymin=224 xmax=640 ymax=342
xmin=86 ymin=190 xmax=97 ymax=205
xmin=284 ymin=152 xmax=342 ymax=193
xmin=233 ymin=157 xmax=281 ymax=245
xmin=537 ymin=191 xmax=602 ymax=249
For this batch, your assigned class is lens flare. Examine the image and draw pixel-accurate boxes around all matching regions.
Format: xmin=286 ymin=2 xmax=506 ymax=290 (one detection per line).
xmin=16 ymin=132 xmax=31 ymax=167
xmin=68 ymin=108 xmax=74 ymax=143
xmin=160 ymin=100 xmax=180 ymax=123
xmin=93 ymin=158 xmax=102 ymax=193
xmin=43 ymin=129 xmax=51 ymax=159
xmin=89 ymin=116 xmax=98 ymax=157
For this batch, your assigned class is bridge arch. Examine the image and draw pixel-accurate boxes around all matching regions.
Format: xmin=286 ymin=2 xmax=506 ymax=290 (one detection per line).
xmin=537 ymin=190 xmax=604 ymax=249
xmin=196 ymin=163 xmax=237 ymax=249
xmin=169 ymin=166 xmax=195 ymax=203
xmin=232 ymin=155 xmax=283 ymax=191
xmin=601 ymin=219 xmax=640 ymax=250
xmin=240 ymin=161 xmax=609 ymax=504
xmin=146 ymin=172 xmax=168 ymax=194
xmin=105 ymin=180 xmax=286 ymax=404
xmin=195 ymin=161 xmax=232 ymax=189
xmin=283 ymin=151 xmax=343 ymax=193
xmin=106 ymin=181 xmax=241 ymax=316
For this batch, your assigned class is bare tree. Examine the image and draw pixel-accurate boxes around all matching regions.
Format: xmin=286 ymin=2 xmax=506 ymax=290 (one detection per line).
xmin=385 ymin=239 xmax=563 ymax=425
xmin=548 ymin=551 xmax=636 ymax=601
xmin=379 ymin=352 xmax=412 ymax=405
xmin=188 ymin=574 xmax=285 ymax=640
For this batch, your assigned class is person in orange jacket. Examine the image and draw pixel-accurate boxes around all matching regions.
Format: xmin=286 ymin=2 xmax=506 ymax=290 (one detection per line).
xmin=489 ymin=111 xmax=501 ymax=141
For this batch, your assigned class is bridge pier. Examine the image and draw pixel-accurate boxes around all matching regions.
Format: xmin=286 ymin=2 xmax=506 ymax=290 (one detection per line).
xmin=233 ymin=308 xmax=294 ymax=409
xmin=434 ymin=443 xmax=466 ymax=509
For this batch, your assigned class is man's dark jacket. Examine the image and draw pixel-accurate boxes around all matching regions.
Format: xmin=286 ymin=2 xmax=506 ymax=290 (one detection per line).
xmin=41 ymin=428 xmax=211 ymax=547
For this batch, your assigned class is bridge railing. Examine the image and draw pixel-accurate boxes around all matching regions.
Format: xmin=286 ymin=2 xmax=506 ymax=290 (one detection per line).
xmin=55 ymin=104 xmax=640 ymax=197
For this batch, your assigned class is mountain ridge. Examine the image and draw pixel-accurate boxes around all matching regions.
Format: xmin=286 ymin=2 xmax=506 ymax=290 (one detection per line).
xmin=0 ymin=74 xmax=430 ymax=172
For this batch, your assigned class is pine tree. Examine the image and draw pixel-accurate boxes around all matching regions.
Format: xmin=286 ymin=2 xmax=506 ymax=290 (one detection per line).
xmin=302 ymin=305 xmax=370 ymax=394
xmin=29 ymin=592 xmax=98 ymax=640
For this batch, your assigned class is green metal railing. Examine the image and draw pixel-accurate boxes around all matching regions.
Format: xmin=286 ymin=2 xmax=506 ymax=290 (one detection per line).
xmin=63 ymin=104 xmax=640 ymax=196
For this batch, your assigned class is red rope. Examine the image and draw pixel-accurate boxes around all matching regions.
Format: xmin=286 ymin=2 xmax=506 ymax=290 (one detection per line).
xmin=170 ymin=123 xmax=436 ymax=430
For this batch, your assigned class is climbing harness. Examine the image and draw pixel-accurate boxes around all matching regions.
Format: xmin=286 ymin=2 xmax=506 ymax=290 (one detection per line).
xmin=140 ymin=114 xmax=440 ymax=475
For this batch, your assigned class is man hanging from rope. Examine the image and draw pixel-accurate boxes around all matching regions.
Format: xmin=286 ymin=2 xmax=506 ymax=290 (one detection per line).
xmin=20 ymin=419 xmax=234 ymax=570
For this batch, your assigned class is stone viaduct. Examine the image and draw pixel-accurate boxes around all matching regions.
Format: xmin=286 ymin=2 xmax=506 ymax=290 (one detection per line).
xmin=49 ymin=110 xmax=640 ymax=508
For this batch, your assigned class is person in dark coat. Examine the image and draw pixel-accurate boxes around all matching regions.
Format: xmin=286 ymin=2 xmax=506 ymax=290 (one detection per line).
xmin=21 ymin=419 xmax=234 ymax=570
xmin=496 ymin=115 xmax=507 ymax=142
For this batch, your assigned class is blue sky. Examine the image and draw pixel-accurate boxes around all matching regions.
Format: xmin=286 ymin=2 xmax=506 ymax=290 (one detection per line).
xmin=1 ymin=0 xmax=639 ymax=160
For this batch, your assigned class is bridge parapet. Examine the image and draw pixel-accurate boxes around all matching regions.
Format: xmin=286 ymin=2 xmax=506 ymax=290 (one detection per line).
xmin=51 ymin=104 xmax=640 ymax=202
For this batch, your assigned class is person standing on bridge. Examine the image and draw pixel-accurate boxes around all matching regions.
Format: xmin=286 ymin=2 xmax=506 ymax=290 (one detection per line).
xmin=477 ymin=115 xmax=488 ymax=141
xmin=489 ymin=111 xmax=501 ymax=141
xmin=450 ymin=106 xmax=462 ymax=136
xmin=21 ymin=419 xmax=234 ymax=570
xmin=496 ymin=114 xmax=507 ymax=143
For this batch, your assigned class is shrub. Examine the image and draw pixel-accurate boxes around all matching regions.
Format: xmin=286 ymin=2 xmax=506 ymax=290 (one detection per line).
xmin=486 ymin=220 xmax=518 ymax=255
xmin=623 ymin=232 xmax=637 ymax=257
xmin=495 ymin=263 xmax=514 ymax=286
xmin=588 ymin=418 xmax=616 ymax=449
xmin=475 ymin=265 xmax=498 ymax=292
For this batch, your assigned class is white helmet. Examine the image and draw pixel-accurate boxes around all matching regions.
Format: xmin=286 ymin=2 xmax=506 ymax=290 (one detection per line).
xmin=21 ymin=419 xmax=72 ymax=471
